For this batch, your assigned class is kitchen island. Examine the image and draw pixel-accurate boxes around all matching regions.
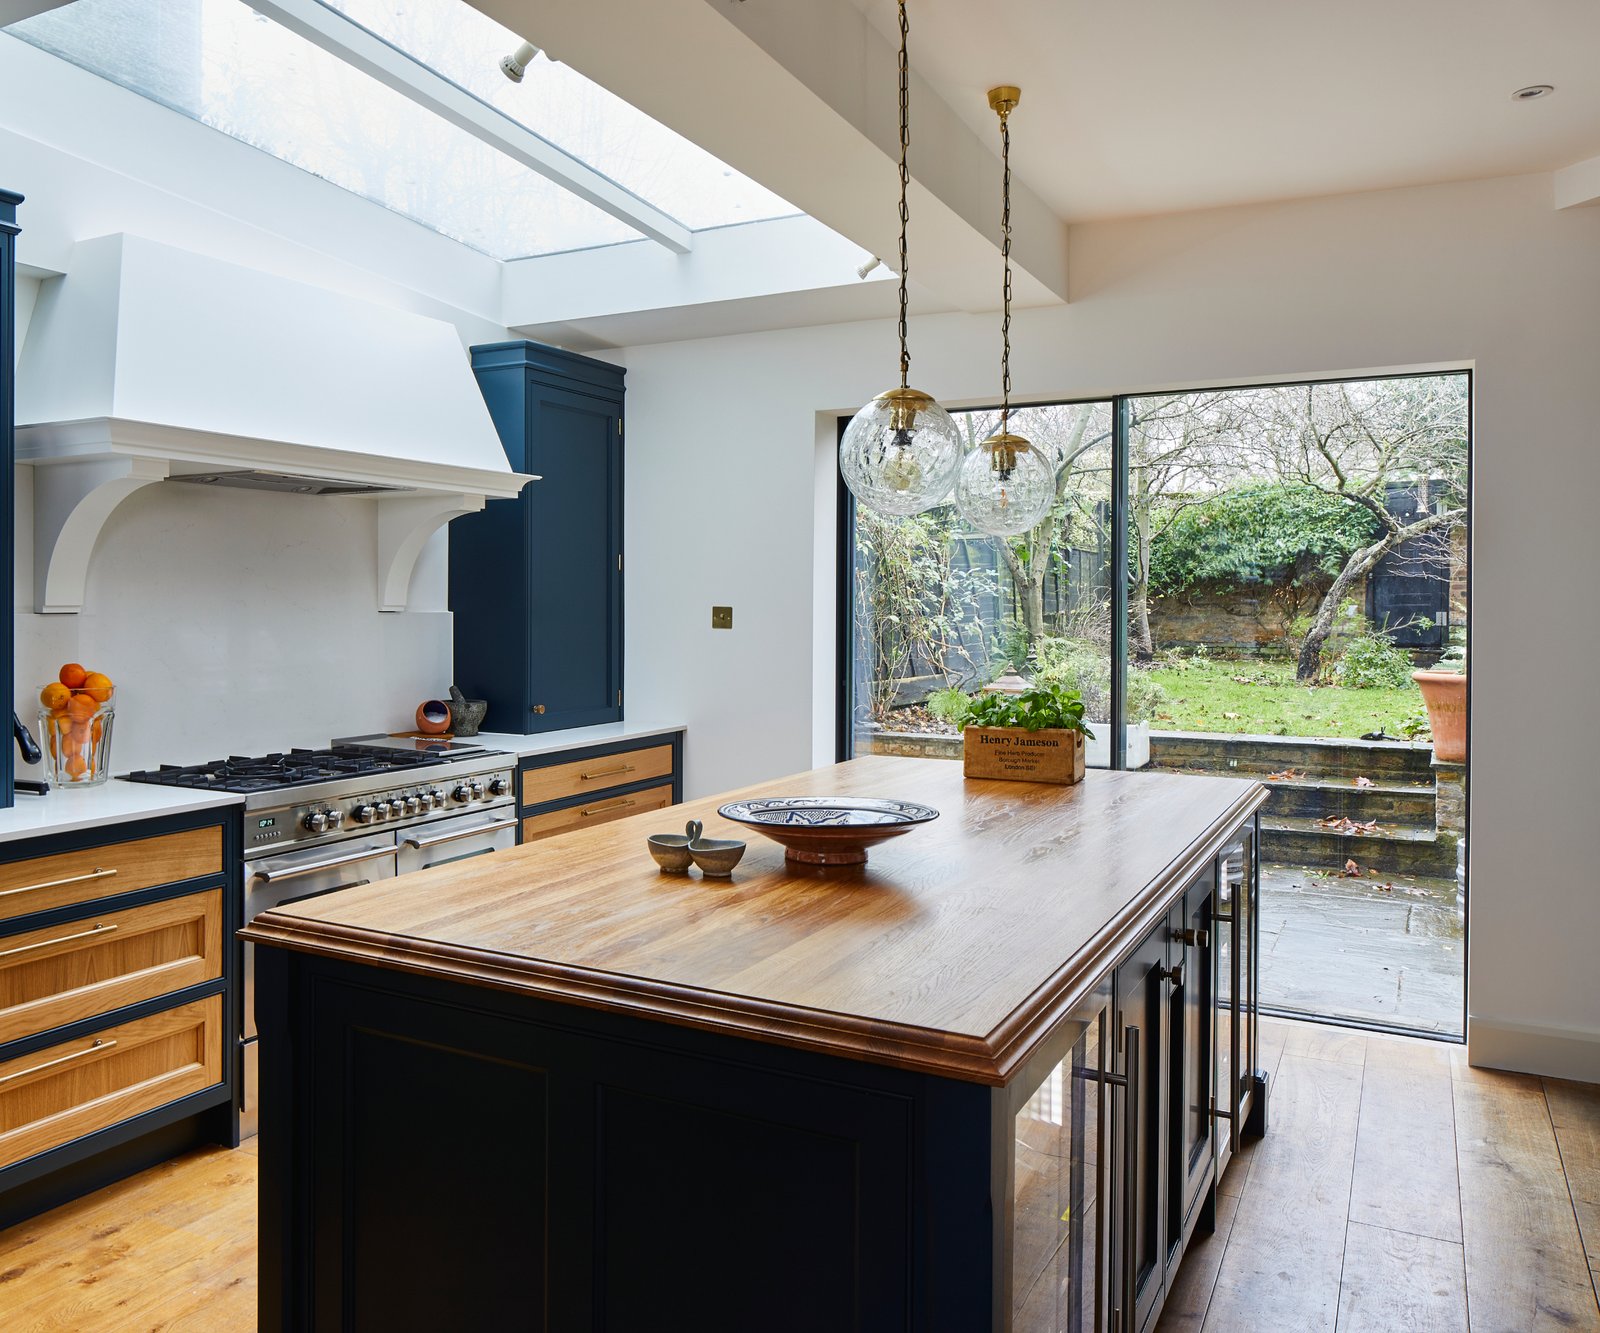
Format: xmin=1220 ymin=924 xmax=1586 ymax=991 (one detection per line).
xmin=244 ymin=755 xmax=1268 ymax=1332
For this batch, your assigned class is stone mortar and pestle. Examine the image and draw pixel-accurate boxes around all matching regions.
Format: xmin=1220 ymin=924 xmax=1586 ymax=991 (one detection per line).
xmin=447 ymin=686 xmax=488 ymax=737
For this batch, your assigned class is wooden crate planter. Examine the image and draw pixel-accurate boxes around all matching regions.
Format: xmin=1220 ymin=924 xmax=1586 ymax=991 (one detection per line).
xmin=963 ymin=727 xmax=1085 ymax=785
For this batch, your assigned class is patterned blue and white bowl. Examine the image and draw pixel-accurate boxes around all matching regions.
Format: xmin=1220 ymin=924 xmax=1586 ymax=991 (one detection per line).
xmin=716 ymin=796 xmax=939 ymax=866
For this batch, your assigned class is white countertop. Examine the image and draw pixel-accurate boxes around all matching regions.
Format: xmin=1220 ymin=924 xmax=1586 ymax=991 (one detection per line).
xmin=0 ymin=782 xmax=243 ymax=846
xmin=468 ymin=721 xmax=685 ymax=760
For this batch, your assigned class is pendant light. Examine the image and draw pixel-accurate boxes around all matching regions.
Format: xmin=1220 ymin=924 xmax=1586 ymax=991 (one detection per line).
xmin=955 ymin=86 xmax=1054 ymax=538
xmin=838 ymin=0 xmax=963 ymax=517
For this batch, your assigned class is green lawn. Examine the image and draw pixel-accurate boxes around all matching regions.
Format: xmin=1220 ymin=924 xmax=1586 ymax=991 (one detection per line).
xmin=1143 ymin=658 xmax=1424 ymax=740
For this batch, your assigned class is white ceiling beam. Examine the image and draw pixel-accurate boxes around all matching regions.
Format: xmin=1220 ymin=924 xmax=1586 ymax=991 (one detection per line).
xmin=249 ymin=0 xmax=693 ymax=254
xmin=1554 ymin=155 xmax=1600 ymax=210
xmin=470 ymin=0 xmax=1069 ymax=312
xmin=0 ymin=1 xmax=76 ymax=23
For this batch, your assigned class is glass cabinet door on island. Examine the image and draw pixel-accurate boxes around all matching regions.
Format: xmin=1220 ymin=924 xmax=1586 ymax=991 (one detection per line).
xmin=1011 ymin=976 xmax=1112 ymax=1332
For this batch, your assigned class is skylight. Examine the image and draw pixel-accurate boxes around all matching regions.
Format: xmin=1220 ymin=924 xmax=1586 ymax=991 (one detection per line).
xmin=323 ymin=0 xmax=800 ymax=233
xmin=6 ymin=0 xmax=797 ymax=258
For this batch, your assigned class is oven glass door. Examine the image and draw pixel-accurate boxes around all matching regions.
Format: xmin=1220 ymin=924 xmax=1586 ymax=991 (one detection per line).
xmin=396 ymin=811 xmax=517 ymax=876
xmin=244 ymin=835 xmax=398 ymax=1043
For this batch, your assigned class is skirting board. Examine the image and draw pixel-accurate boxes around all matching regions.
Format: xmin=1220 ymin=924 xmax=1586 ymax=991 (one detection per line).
xmin=1468 ymin=1015 xmax=1600 ymax=1082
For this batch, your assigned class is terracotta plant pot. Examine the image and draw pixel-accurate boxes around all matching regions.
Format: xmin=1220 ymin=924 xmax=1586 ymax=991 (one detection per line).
xmin=1412 ymin=669 xmax=1466 ymax=764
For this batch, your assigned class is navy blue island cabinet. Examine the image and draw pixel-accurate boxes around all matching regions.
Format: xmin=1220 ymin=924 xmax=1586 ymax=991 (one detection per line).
xmin=451 ymin=341 xmax=624 ymax=735
xmin=1 ymin=189 xmax=20 ymax=808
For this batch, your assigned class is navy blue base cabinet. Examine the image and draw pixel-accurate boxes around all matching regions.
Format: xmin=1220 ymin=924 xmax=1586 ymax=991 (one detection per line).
xmin=452 ymin=341 xmax=624 ymax=735
xmin=1 ymin=189 xmax=20 ymax=809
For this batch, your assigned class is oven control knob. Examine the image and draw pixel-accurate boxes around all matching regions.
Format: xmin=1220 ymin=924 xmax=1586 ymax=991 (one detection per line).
xmin=303 ymin=810 xmax=328 ymax=833
xmin=353 ymin=803 xmax=375 ymax=824
xmin=405 ymin=795 xmax=421 ymax=815
xmin=375 ymin=801 xmax=392 ymax=820
xmin=452 ymin=784 xmax=472 ymax=804
xmin=488 ymin=777 xmax=509 ymax=797
xmin=469 ymin=781 xmax=485 ymax=801
xmin=417 ymin=791 xmax=435 ymax=811
xmin=326 ymin=809 xmax=344 ymax=831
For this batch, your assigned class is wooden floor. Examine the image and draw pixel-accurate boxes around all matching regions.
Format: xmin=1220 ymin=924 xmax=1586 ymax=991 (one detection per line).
xmin=1157 ymin=1019 xmax=1600 ymax=1332
xmin=0 ymin=1020 xmax=1595 ymax=1331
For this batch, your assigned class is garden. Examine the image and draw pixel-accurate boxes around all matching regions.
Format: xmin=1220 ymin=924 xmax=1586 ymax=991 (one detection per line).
xmin=849 ymin=379 xmax=1469 ymax=750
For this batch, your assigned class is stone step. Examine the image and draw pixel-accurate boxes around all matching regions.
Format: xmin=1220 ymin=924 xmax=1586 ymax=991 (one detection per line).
xmin=1259 ymin=778 xmax=1435 ymax=823
xmin=1149 ymin=730 xmax=1435 ymax=782
xmin=1156 ymin=766 xmax=1435 ymax=822
xmin=1262 ymin=815 xmax=1459 ymax=879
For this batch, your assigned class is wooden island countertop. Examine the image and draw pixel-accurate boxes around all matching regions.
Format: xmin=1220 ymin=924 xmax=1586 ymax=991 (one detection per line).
xmin=241 ymin=755 xmax=1266 ymax=1085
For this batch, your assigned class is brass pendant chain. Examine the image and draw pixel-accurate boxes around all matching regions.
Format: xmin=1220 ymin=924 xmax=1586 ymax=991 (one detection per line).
xmin=896 ymin=0 xmax=911 ymax=392
xmin=998 ymin=101 xmax=1013 ymax=435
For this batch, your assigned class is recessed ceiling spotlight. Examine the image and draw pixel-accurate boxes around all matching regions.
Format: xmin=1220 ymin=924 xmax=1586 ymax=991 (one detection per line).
xmin=1512 ymin=84 xmax=1555 ymax=101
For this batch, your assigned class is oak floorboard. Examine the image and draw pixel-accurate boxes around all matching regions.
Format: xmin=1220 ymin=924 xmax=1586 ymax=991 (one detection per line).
xmin=1153 ymin=1191 xmax=1239 ymax=1332
xmin=1348 ymin=1048 xmax=1461 ymax=1242
xmin=1334 ymin=1220 xmax=1468 ymax=1332
xmin=1200 ymin=1054 xmax=1363 ymax=1333
xmin=1275 ymin=1020 xmax=1368 ymax=1066
xmin=1545 ymin=1078 xmax=1600 ymax=1304
xmin=1453 ymin=1067 xmax=1600 ymax=1331
xmin=0 ymin=1146 xmax=256 ymax=1333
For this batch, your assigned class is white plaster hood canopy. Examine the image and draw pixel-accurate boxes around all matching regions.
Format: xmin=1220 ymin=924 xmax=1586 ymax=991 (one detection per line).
xmin=15 ymin=233 xmax=534 ymax=613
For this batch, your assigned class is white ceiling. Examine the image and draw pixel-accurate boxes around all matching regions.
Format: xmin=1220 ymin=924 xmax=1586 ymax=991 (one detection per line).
xmin=846 ymin=0 xmax=1600 ymax=221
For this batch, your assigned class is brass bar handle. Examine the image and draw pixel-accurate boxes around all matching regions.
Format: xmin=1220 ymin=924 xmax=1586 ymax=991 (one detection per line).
xmin=579 ymin=764 xmax=636 ymax=782
xmin=0 ymin=866 xmax=118 ymax=899
xmin=1122 ymin=1023 xmax=1141 ymax=1332
xmin=0 ymin=1037 xmax=117 ymax=1087
xmin=580 ymin=798 xmax=636 ymax=818
xmin=0 ymin=922 xmax=118 ymax=960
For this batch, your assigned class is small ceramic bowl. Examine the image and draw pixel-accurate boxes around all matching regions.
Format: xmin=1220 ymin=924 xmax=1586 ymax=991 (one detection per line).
xmin=647 ymin=835 xmax=693 ymax=873
xmin=689 ymin=837 xmax=746 ymax=878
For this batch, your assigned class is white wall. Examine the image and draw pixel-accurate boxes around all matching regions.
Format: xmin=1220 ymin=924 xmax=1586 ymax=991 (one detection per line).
xmin=3 ymin=50 xmax=511 ymax=771
xmin=616 ymin=171 xmax=1600 ymax=1080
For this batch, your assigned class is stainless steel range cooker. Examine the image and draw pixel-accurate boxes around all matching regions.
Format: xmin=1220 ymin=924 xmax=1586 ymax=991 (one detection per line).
xmin=123 ymin=737 xmax=518 ymax=1135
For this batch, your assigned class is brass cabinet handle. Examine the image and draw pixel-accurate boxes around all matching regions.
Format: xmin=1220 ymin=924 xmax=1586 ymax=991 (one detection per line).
xmin=0 ymin=1037 xmax=117 ymax=1087
xmin=580 ymin=798 xmax=636 ymax=818
xmin=579 ymin=764 xmax=635 ymax=782
xmin=1176 ymin=927 xmax=1210 ymax=948
xmin=0 ymin=866 xmax=118 ymax=899
xmin=0 ymin=922 xmax=118 ymax=960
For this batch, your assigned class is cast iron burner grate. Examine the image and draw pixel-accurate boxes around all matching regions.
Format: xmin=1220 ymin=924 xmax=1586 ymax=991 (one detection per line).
xmin=122 ymin=744 xmax=454 ymax=794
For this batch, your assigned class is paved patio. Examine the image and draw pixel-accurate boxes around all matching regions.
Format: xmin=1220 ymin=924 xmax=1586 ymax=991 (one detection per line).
xmin=1258 ymin=862 xmax=1464 ymax=1037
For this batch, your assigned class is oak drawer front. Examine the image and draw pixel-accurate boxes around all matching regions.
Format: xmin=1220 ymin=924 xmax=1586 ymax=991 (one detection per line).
xmin=0 ymin=889 xmax=224 ymax=1047
xmin=0 ymin=827 xmax=223 ymax=924
xmin=521 ymin=783 xmax=675 ymax=843
xmin=521 ymin=744 xmax=675 ymax=809
xmin=0 ymin=995 xmax=222 ymax=1171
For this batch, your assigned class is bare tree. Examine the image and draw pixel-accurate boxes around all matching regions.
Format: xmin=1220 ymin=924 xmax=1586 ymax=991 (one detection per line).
xmin=1237 ymin=378 xmax=1468 ymax=680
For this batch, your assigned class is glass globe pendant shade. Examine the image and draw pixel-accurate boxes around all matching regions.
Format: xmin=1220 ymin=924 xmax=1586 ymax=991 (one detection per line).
xmin=839 ymin=387 xmax=964 ymax=516
xmin=955 ymin=432 xmax=1054 ymax=536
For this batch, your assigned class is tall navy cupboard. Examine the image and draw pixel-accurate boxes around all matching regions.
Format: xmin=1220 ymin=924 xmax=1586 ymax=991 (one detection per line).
xmin=452 ymin=341 xmax=624 ymax=735
xmin=1 ymin=190 xmax=20 ymax=808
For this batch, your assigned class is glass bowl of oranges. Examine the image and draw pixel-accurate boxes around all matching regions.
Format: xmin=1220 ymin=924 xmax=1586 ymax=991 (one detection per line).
xmin=40 ymin=663 xmax=115 ymax=787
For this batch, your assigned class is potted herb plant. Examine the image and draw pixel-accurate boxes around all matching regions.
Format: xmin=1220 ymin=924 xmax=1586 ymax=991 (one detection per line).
xmin=1411 ymin=645 xmax=1466 ymax=763
xmin=930 ymin=682 xmax=1095 ymax=785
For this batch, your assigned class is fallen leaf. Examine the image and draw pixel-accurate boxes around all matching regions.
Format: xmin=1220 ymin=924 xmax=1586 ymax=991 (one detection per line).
xmin=1266 ymin=767 xmax=1302 ymax=781
xmin=1343 ymin=858 xmax=1361 ymax=877
xmin=1223 ymin=711 xmax=1241 ymax=720
xmin=1354 ymin=775 xmax=1373 ymax=788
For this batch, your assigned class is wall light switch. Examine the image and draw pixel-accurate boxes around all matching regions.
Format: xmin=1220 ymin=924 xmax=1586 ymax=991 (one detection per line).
xmin=712 ymin=606 xmax=734 ymax=630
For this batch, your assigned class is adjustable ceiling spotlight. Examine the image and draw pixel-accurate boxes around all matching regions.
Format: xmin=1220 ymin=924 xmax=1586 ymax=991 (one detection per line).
xmin=499 ymin=40 xmax=541 ymax=83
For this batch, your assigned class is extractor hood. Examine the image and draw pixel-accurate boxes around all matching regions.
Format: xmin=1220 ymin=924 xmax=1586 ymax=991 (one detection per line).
xmin=15 ymin=234 xmax=535 ymax=613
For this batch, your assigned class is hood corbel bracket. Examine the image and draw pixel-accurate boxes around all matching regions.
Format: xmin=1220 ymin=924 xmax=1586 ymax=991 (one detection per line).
xmin=377 ymin=493 xmax=486 ymax=613
xmin=31 ymin=455 xmax=171 ymax=614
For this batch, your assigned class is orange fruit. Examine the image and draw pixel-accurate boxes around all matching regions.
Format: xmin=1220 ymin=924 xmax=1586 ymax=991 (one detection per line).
xmin=39 ymin=682 xmax=70 ymax=711
xmin=64 ymin=753 xmax=88 ymax=779
xmin=82 ymin=672 xmax=113 ymax=704
xmin=59 ymin=663 xmax=88 ymax=689
xmin=67 ymin=693 xmax=98 ymax=723
xmin=53 ymin=714 xmax=73 ymax=738
xmin=91 ymin=718 xmax=105 ymax=745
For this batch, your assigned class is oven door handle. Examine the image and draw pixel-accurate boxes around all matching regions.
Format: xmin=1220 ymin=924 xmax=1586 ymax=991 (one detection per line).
xmin=402 ymin=817 xmax=517 ymax=851
xmin=250 ymin=846 xmax=396 ymax=883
